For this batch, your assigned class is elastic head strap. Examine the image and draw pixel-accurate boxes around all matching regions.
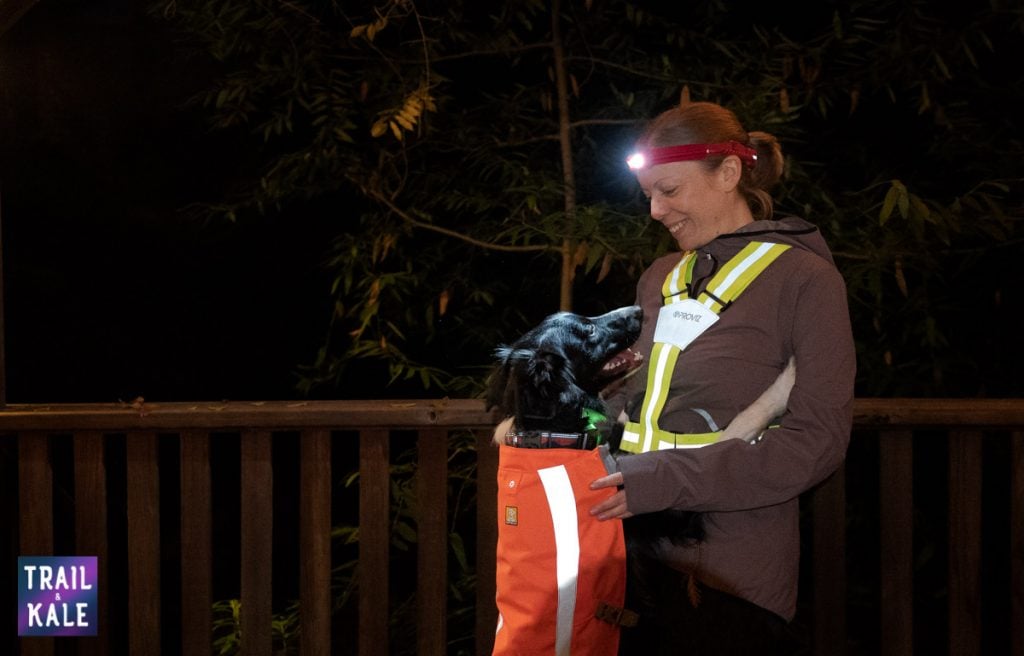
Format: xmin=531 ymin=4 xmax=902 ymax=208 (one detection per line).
xmin=627 ymin=141 xmax=757 ymax=170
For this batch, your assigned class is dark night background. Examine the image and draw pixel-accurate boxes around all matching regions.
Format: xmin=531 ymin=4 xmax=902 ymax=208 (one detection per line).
xmin=2 ymin=0 xmax=1023 ymax=403
xmin=0 ymin=2 xmax=1022 ymax=655
xmin=1 ymin=0 xmax=338 ymax=403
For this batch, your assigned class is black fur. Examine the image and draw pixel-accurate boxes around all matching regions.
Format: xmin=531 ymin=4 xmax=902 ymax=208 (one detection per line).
xmin=487 ymin=306 xmax=643 ymax=435
xmin=487 ymin=305 xmax=705 ymax=545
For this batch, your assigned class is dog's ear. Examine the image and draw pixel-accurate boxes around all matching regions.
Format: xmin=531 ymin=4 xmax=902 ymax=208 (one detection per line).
xmin=525 ymin=348 xmax=587 ymax=407
xmin=524 ymin=349 xmax=597 ymax=425
xmin=525 ymin=349 xmax=563 ymax=394
xmin=486 ymin=346 xmax=532 ymax=413
xmin=485 ymin=346 xmax=514 ymax=412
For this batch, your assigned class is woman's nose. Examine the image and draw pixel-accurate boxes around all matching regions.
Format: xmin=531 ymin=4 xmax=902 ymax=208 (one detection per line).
xmin=650 ymin=196 xmax=669 ymax=221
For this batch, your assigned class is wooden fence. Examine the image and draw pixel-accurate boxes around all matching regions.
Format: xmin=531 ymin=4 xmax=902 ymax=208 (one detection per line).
xmin=1 ymin=398 xmax=1022 ymax=655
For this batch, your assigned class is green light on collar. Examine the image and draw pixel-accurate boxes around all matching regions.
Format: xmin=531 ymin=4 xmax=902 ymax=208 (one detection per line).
xmin=582 ymin=407 xmax=608 ymax=443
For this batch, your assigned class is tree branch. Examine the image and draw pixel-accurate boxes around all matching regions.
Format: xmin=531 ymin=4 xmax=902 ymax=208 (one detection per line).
xmin=566 ymin=54 xmax=729 ymax=87
xmin=364 ymin=186 xmax=554 ymax=254
xmin=432 ymin=41 xmax=555 ymax=62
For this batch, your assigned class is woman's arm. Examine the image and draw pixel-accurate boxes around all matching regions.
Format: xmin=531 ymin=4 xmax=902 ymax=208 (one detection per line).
xmin=610 ymin=263 xmax=855 ymax=515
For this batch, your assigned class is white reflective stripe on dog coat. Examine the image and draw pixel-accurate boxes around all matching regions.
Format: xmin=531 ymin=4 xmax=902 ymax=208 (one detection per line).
xmin=620 ymin=242 xmax=791 ymax=454
xmin=538 ymin=465 xmax=579 ymax=656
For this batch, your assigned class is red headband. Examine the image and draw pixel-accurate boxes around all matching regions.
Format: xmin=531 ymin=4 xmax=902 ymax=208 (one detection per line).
xmin=627 ymin=141 xmax=757 ymax=170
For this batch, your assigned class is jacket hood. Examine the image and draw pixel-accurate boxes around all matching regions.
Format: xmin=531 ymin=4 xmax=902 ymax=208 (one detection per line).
xmin=709 ymin=215 xmax=836 ymax=266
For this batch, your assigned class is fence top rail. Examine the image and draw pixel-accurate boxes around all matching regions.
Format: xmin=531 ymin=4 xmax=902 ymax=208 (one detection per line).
xmin=0 ymin=398 xmax=1022 ymax=433
xmin=0 ymin=398 xmax=499 ymax=432
xmin=852 ymin=397 xmax=1024 ymax=429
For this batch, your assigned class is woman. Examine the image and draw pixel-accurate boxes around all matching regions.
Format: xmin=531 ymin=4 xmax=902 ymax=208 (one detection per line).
xmin=591 ymin=101 xmax=855 ymax=654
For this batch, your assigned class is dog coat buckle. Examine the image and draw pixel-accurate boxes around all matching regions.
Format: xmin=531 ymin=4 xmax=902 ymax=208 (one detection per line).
xmin=594 ymin=601 xmax=639 ymax=628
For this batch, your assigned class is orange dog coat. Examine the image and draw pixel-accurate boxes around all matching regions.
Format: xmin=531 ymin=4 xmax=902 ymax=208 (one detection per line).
xmin=493 ymin=444 xmax=627 ymax=656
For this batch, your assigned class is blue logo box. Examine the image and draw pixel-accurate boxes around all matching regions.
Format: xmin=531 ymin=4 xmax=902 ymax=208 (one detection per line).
xmin=18 ymin=556 xmax=98 ymax=637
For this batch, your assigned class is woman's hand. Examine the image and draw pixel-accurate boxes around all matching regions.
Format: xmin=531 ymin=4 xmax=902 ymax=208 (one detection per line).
xmin=589 ymin=471 xmax=633 ymax=520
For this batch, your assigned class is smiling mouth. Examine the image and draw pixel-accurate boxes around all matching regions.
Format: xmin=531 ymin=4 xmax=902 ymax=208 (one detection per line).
xmin=666 ymin=220 xmax=687 ymax=235
xmin=598 ymin=347 xmax=644 ymax=379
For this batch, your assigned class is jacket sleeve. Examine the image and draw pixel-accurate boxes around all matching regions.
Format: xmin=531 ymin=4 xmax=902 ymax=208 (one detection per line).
xmin=616 ymin=263 xmax=855 ymax=514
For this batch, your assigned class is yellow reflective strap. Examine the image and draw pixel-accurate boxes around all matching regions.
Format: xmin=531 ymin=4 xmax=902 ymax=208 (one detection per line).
xmin=619 ymin=422 xmax=721 ymax=453
xmin=635 ymin=342 xmax=680 ymax=453
xmin=628 ymin=241 xmax=790 ymax=453
xmin=616 ymin=425 xmax=643 ymax=453
xmin=655 ymin=429 xmax=721 ymax=449
xmin=698 ymin=242 xmax=790 ymax=313
xmin=661 ymin=251 xmax=697 ymax=304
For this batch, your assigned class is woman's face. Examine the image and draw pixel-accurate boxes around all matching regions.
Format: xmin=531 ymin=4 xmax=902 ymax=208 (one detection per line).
xmin=636 ymin=158 xmax=751 ymax=251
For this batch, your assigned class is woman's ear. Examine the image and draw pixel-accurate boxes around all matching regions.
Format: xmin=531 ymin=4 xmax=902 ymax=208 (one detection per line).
xmin=716 ymin=154 xmax=743 ymax=191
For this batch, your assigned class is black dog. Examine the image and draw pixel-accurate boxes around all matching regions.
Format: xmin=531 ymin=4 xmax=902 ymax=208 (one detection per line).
xmin=486 ymin=305 xmax=707 ymax=544
xmin=487 ymin=305 xmax=643 ymax=439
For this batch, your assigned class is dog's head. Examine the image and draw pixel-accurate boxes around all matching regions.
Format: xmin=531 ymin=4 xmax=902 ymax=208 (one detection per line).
xmin=487 ymin=306 xmax=642 ymax=433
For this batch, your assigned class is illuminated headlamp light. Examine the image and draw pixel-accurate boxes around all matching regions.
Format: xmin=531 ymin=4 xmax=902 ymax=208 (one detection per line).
xmin=626 ymin=141 xmax=757 ymax=170
xmin=626 ymin=153 xmax=647 ymax=170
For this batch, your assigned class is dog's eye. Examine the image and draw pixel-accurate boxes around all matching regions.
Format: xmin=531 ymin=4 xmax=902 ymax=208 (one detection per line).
xmin=585 ymin=323 xmax=597 ymax=337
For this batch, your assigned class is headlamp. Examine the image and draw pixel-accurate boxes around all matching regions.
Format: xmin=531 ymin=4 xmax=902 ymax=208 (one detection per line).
xmin=626 ymin=141 xmax=757 ymax=170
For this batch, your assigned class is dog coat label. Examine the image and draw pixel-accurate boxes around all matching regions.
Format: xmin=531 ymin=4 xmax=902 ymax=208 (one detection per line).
xmin=653 ymin=299 xmax=718 ymax=351
xmin=505 ymin=506 xmax=519 ymax=526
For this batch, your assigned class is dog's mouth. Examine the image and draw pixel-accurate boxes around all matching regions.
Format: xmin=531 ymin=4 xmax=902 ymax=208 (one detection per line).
xmin=598 ymin=347 xmax=644 ymax=382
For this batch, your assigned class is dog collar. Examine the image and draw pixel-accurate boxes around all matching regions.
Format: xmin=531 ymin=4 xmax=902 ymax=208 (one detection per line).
xmin=504 ymin=430 xmax=596 ymax=449
xmin=505 ymin=408 xmax=608 ymax=449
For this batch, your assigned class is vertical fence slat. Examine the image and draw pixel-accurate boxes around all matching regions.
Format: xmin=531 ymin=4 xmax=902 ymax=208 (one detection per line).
xmin=1011 ymin=430 xmax=1022 ymax=656
xmin=180 ymin=430 xmax=212 ymax=656
xmin=241 ymin=430 xmax=274 ymax=656
xmin=19 ymin=431 xmax=53 ymax=656
xmin=301 ymin=429 xmax=331 ymax=656
xmin=948 ymin=430 xmax=982 ymax=656
xmin=812 ymin=464 xmax=846 ymax=656
xmin=879 ymin=430 xmax=913 ymax=656
xmin=127 ymin=432 xmax=161 ymax=655
xmin=74 ymin=431 xmax=109 ymax=656
xmin=417 ymin=429 xmax=448 ymax=656
xmin=359 ymin=429 xmax=389 ymax=656
xmin=19 ymin=432 xmax=52 ymax=553
xmin=475 ymin=428 xmax=499 ymax=656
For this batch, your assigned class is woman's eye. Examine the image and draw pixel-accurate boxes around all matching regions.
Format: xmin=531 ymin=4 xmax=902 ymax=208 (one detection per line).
xmin=661 ymin=186 xmax=679 ymax=197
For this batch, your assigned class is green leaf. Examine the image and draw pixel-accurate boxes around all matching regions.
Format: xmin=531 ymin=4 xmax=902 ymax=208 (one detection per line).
xmin=880 ymin=184 xmax=899 ymax=225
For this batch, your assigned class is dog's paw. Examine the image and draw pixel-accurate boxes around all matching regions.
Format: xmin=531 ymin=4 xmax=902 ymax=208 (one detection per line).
xmin=492 ymin=416 xmax=515 ymax=447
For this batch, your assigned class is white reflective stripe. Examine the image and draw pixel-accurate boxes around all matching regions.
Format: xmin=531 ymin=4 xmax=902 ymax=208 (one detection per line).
xmin=667 ymin=260 xmax=684 ymax=296
xmin=707 ymin=241 xmax=775 ymax=299
xmin=658 ymin=439 xmax=710 ymax=450
xmin=538 ymin=465 xmax=579 ymax=656
xmin=665 ymin=252 xmax=692 ymax=297
xmin=495 ymin=612 xmax=504 ymax=635
xmin=621 ymin=428 xmax=640 ymax=444
xmin=643 ymin=345 xmax=675 ymax=453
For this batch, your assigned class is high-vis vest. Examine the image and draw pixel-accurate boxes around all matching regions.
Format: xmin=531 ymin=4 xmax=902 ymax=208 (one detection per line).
xmin=493 ymin=444 xmax=627 ymax=656
xmin=619 ymin=241 xmax=790 ymax=454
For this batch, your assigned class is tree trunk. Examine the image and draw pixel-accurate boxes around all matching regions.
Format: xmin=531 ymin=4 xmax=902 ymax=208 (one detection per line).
xmin=551 ymin=0 xmax=575 ymax=312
